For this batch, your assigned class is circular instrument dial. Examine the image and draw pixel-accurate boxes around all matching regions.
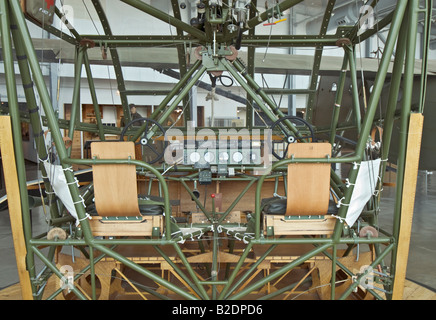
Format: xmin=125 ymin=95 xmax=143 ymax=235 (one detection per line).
xmin=219 ymin=151 xmax=229 ymax=163
xmin=232 ymin=151 xmax=243 ymax=163
xmin=190 ymin=151 xmax=201 ymax=163
xmin=204 ymin=151 xmax=215 ymax=163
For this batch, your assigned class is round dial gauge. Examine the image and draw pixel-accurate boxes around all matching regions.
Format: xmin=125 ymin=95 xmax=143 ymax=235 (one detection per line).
xmin=232 ymin=151 xmax=243 ymax=163
xmin=218 ymin=151 xmax=229 ymax=162
xmin=204 ymin=151 xmax=215 ymax=163
xmin=190 ymin=151 xmax=201 ymax=163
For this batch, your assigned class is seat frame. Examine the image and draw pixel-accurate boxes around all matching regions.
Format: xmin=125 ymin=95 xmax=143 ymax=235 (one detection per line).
xmin=88 ymin=141 xmax=163 ymax=237
xmin=263 ymin=142 xmax=336 ymax=236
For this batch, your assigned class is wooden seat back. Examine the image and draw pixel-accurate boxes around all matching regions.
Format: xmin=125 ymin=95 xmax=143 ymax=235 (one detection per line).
xmin=286 ymin=143 xmax=332 ymax=216
xmin=91 ymin=141 xmax=141 ymax=217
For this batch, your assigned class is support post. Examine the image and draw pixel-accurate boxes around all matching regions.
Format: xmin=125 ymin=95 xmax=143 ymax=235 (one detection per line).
xmin=389 ymin=0 xmax=420 ymax=299
xmin=0 ymin=0 xmax=35 ymax=297
xmin=392 ymin=113 xmax=424 ymax=299
xmin=345 ymin=46 xmax=362 ymax=134
xmin=10 ymin=13 xmax=61 ymax=220
xmin=0 ymin=117 xmax=33 ymax=299
xmin=8 ymin=0 xmax=94 ymax=241
xmin=329 ymin=54 xmax=349 ymax=146
xmin=83 ymin=52 xmax=105 ymax=141
xmin=67 ymin=45 xmax=85 ymax=157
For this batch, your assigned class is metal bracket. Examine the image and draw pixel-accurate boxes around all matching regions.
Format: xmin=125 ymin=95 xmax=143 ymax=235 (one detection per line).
xmin=283 ymin=215 xmax=325 ymax=221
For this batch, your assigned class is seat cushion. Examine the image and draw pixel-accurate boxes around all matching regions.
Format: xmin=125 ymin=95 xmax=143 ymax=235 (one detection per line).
xmin=138 ymin=203 xmax=164 ymax=215
xmin=87 ymin=195 xmax=166 ymax=216
xmin=261 ymin=197 xmax=287 ymax=215
xmin=262 ymin=196 xmax=338 ymax=215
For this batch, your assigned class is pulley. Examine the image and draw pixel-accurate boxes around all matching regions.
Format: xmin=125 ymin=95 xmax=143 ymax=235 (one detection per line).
xmin=47 ymin=227 xmax=67 ymax=241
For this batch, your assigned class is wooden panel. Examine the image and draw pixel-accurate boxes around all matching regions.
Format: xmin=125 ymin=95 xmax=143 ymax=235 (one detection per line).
xmin=191 ymin=211 xmax=243 ymax=224
xmin=91 ymin=141 xmax=141 ymax=216
xmin=2 ymin=278 xmax=433 ymax=300
xmin=64 ymin=104 xmax=82 ymax=159
xmin=88 ymin=216 xmax=162 ymax=237
xmin=0 ymin=116 xmax=33 ymax=300
xmin=392 ymin=113 xmax=424 ymax=300
xmin=137 ymin=178 xmax=283 ymax=215
xmin=264 ymin=215 xmax=336 ymax=236
xmin=286 ymin=143 xmax=331 ymax=215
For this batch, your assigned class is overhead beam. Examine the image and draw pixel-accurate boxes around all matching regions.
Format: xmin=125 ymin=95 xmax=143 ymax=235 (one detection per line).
xmin=156 ymin=68 xmax=248 ymax=105
xmin=306 ymin=0 xmax=336 ymax=122
xmin=245 ymin=0 xmax=304 ymax=30
xmin=91 ymin=0 xmax=130 ymax=122
xmin=79 ymin=33 xmax=345 ymax=48
xmin=120 ymin=0 xmax=207 ymax=42
xmin=246 ymin=0 xmax=257 ymax=128
xmin=171 ymin=0 xmax=190 ymax=123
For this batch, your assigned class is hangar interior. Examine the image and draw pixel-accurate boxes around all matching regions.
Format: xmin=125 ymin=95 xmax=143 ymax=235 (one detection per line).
xmin=0 ymin=0 xmax=435 ymax=300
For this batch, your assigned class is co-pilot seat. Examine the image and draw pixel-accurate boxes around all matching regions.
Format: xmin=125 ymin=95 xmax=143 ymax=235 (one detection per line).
xmin=87 ymin=141 xmax=164 ymax=237
xmin=262 ymin=142 xmax=337 ymax=236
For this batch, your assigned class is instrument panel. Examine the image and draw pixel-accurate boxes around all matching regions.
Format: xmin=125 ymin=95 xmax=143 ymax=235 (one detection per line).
xmin=184 ymin=139 xmax=262 ymax=167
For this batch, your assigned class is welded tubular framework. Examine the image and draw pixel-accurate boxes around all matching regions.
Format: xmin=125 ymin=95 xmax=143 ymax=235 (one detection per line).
xmin=0 ymin=0 xmax=430 ymax=300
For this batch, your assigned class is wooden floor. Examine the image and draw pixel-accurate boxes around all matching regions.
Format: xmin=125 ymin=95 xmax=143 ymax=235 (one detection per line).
xmin=1 ymin=279 xmax=434 ymax=300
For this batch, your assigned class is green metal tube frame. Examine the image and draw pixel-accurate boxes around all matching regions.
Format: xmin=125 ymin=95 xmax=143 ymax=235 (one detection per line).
xmin=345 ymin=45 xmax=362 ymax=134
xmin=389 ymin=0 xmax=421 ymax=296
xmin=0 ymin=0 xmax=36 ymax=293
xmin=2 ymin=0 xmax=423 ymax=300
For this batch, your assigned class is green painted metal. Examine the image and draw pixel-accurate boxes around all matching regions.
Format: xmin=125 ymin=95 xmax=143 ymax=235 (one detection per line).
xmin=245 ymin=0 xmax=304 ymax=30
xmin=331 ymin=0 xmax=408 ymax=242
xmin=54 ymin=6 xmax=81 ymax=41
xmin=23 ymin=6 xmax=77 ymax=45
xmin=346 ymin=0 xmax=380 ymax=43
xmin=72 ymin=35 xmax=197 ymax=47
xmin=218 ymin=178 xmax=257 ymax=223
xmin=171 ymin=0 xmax=190 ymax=124
xmin=229 ymin=243 xmax=331 ymax=300
xmin=32 ymin=246 xmax=87 ymax=300
xmin=419 ymin=1 xmax=433 ymax=114
xmin=379 ymin=14 xmax=408 ymax=190
xmin=91 ymin=0 xmax=130 ymax=123
xmin=232 ymin=58 xmax=290 ymax=122
xmin=241 ymin=34 xmax=345 ymax=47
xmin=246 ymin=0 xmax=258 ymax=128
xmin=389 ymin=0 xmax=421 ymax=296
xmin=218 ymin=242 xmax=254 ymax=299
xmin=171 ymin=242 xmax=210 ymax=300
xmin=0 ymin=0 xmax=36 ymax=293
xmin=83 ymin=52 xmax=105 ymax=141
xmin=220 ymin=243 xmax=277 ymax=300
xmin=339 ymin=242 xmax=395 ymax=300
xmin=357 ymin=11 xmax=394 ymax=43
xmin=345 ymin=45 xmax=362 ymax=134
xmin=95 ymin=242 xmax=199 ymax=300
xmin=9 ymin=0 xmax=98 ymax=244
xmin=9 ymin=15 xmax=61 ymax=220
xmin=67 ymin=46 xmax=85 ymax=157
xmin=180 ymin=179 xmax=211 ymax=221
xmin=152 ymin=245 xmax=205 ymax=299
xmin=155 ymin=65 xmax=208 ymax=128
xmin=329 ymin=55 xmax=349 ymax=146
xmin=130 ymin=59 xmax=203 ymax=142
xmin=0 ymin=0 xmax=429 ymax=301
xmin=223 ymin=58 xmax=297 ymax=130
xmin=120 ymin=0 xmax=207 ymax=42
xmin=306 ymin=0 xmax=336 ymax=122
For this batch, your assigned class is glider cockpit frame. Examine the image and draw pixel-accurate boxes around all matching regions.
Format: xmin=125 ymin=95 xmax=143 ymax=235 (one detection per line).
xmin=0 ymin=0 xmax=433 ymax=300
